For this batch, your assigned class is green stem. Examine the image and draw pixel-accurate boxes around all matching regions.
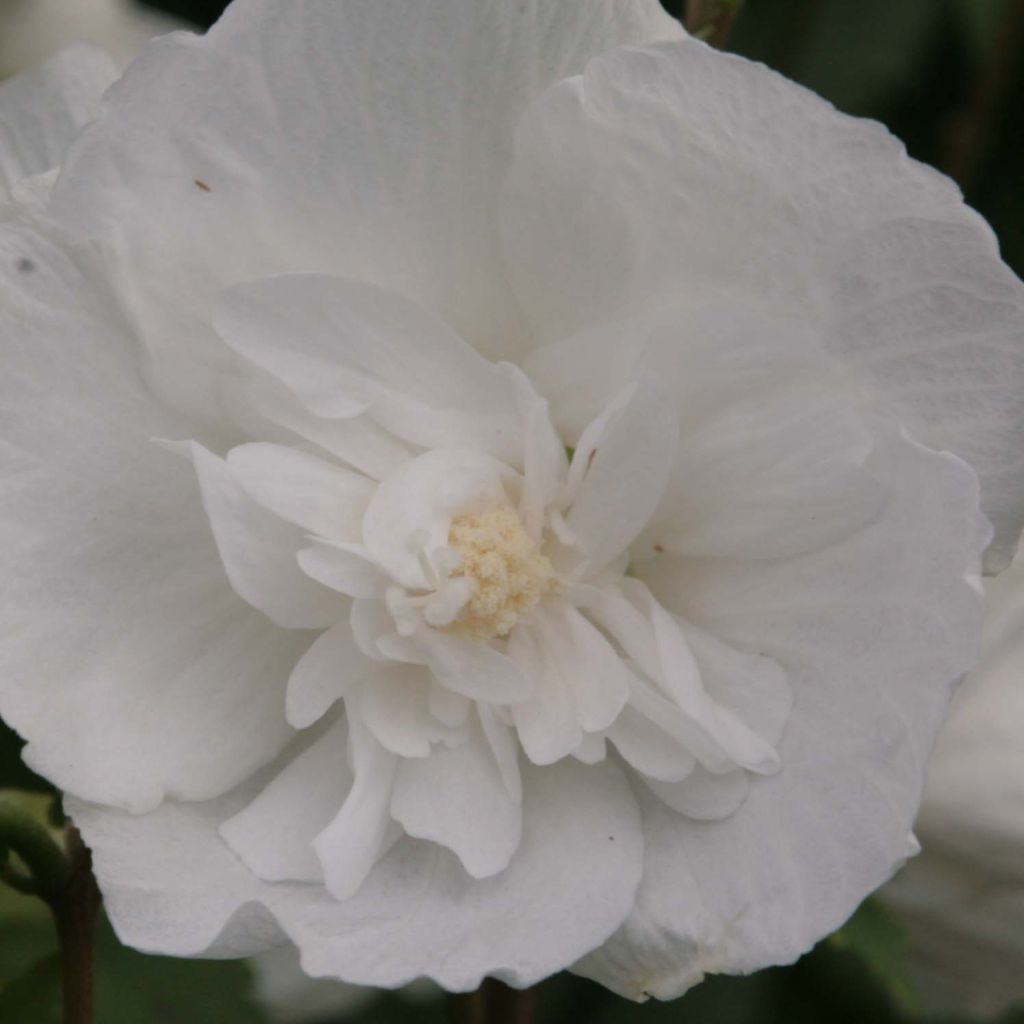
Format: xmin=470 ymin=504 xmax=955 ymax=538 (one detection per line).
xmin=0 ymin=796 xmax=69 ymax=900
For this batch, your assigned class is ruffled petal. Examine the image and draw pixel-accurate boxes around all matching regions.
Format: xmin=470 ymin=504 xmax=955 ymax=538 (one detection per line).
xmin=220 ymin=720 xmax=351 ymax=885
xmin=564 ymin=384 xmax=677 ymax=574
xmin=584 ymin=425 xmax=988 ymax=999
xmin=390 ymin=715 xmax=522 ymax=879
xmin=313 ymin=710 xmax=399 ymax=901
xmin=503 ymin=37 xmax=1024 ymax=567
xmin=360 ymin=666 xmax=437 ymax=759
xmin=49 ymin=0 xmax=681 ymax=426
xmin=362 ymin=448 xmax=512 ymax=590
xmin=286 ymin=622 xmax=374 ymax=729
xmin=226 ymin=442 xmax=373 ymax=542
xmin=0 ymin=45 xmax=117 ymax=198
xmin=189 ymin=442 xmax=347 ymax=629
xmin=215 ymin=275 xmax=522 ymax=462
xmin=296 ymin=542 xmax=389 ymax=600
xmin=0 ymin=212 xmax=304 ymax=812
xmin=71 ymin=756 xmax=644 ymax=990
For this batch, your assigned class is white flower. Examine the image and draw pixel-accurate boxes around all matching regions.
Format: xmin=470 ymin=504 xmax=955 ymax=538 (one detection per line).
xmin=0 ymin=0 xmax=177 ymax=78
xmin=881 ymin=543 xmax=1024 ymax=1018
xmin=0 ymin=0 xmax=1022 ymax=1000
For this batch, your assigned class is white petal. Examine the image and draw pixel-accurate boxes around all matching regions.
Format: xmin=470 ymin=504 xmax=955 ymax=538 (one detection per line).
xmin=220 ymin=720 xmax=350 ymax=884
xmin=0 ymin=212 xmax=303 ymax=812
xmin=607 ymin=702 xmax=697 ymax=784
xmin=478 ymin=705 xmax=523 ymax=805
xmin=391 ymin=717 xmax=522 ymax=879
xmin=362 ymin=448 xmax=512 ymax=590
xmin=286 ymin=622 xmax=374 ymax=729
xmin=0 ymin=45 xmax=117 ymax=198
xmin=644 ymin=768 xmax=751 ymax=822
xmin=646 ymin=368 xmax=885 ymax=560
xmin=361 ymin=667 xmax=437 ymax=759
xmin=508 ymin=624 xmax=582 ymax=765
xmin=226 ymin=442 xmax=373 ymax=541
xmin=680 ymin=622 xmax=792 ymax=748
xmin=532 ymin=600 xmax=630 ymax=733
xmin=237 ymin=373 xmax=411 ymax=481
xmin=428 ymin=684 xmax=471 ymax=729
xmin=566 ymin=385 xmax=678 ymax=574
xmin=499 ymin=363 xmax=567 ymax=540
xmin=215 ymin=275 xmax=522 ymax=461
xmin=313 ymin=712 xmax=399 ymax=901
xmin=586 ymin=425 xmax=988 ymax=999
xmin=49 ymin=0 xmax=680 ymax=426
xmin=296 ymin=541 xmax=389 ymax=600
xmin=503 ymin=37 xmax=1024 ymax=568
xmin=416 ymin=629 xmax=533 ymax=705
xmin=189 ymin=442 xmax=347 ymax=629
xmin=72 ymin=757 xmax=644 ymax=990
xmin=579 ymin=583 xmax=780 ymax=775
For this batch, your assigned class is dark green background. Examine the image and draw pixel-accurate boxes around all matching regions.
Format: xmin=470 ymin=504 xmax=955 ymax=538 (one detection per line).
xmin=4 ymin=1 xmax=1024 ymax=1021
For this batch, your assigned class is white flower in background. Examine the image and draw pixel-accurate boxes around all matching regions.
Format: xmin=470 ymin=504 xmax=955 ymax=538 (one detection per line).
xmin=0 ymin=0 xmax=177 ymax=78
xmin=882 ymin=543 xmax=1024 ymax=1018
xmin=0 ymin=0 xmax=1023 ymax=1000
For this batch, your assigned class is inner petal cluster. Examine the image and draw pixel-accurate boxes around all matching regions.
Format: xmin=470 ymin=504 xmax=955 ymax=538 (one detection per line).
xmin=446 ymin=506 xmax=557 ymax=641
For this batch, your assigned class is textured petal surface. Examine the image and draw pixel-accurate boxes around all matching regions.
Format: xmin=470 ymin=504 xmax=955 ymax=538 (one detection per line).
xmin=391 ymin=716 xmax=522 ymax=879
xmin=71 ymin=757 xmax=643 ymax=990
xmin=220 ymin=720 xmax=351 ymax=885
xmin=189 ymin=442 xmax=347 ymax=629
xmin=578 ymin=425 xmax=987 ymax=998
xmin=0 ymin=211 xmax=306 ymax=812
xmin=48 ymin=0 xmax=682 ymax=425
xmin=215 ymin=276 xmax=522 ymax=461
xmin=503 ymin=38 xmax=1024 ymax=567
xmin=226 ymin=442 xmax=373 ymax=542
xmin=0 ymin=45 xmax=117 ymax=198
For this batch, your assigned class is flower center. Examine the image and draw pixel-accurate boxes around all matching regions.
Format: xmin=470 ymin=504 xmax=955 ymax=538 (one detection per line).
xmin=445 ymin=506 xmax=556 ymax=641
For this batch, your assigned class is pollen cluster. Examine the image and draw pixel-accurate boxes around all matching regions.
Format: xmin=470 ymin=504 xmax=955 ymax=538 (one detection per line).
xmin=447 ymin=506 xmax=555 ymax=641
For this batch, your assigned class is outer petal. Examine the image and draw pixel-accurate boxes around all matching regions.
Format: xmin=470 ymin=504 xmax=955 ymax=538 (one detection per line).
xmin=48 ymin=0 xmax=681 ymax=425
xmin=503 ymin=38 xmax=1024 ymax=568
xmin=71 ymin=757 xmax=644 ymax=990
xmin=581 ymin=425 xmax=987 ymax=998
xmin=0 ymin=211 xmax=306 ymax=813
xmin=0 ymin=45 xmax=117 ymax=198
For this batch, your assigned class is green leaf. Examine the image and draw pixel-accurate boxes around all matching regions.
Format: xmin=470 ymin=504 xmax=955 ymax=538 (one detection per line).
xmin=830 ymin=898 xmax=918 ymax=1015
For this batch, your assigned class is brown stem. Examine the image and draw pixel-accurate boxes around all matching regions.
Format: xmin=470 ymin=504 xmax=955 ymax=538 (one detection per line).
xmin=48 ymin=826 xmax=101 ymax=1024
xmin=448 ymin=979 xmax=538 ymax=1024
xmin=685 ymin=0 xmax=744 ymax=50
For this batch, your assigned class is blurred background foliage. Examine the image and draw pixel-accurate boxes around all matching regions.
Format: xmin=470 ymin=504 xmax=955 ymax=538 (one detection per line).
xmin=1 ymin=0 xmax=1023 ymax=1021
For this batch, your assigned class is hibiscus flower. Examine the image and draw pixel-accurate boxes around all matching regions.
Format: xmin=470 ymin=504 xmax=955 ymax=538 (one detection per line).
xmin=1 ymin=0 xmax=1022 ymax=999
